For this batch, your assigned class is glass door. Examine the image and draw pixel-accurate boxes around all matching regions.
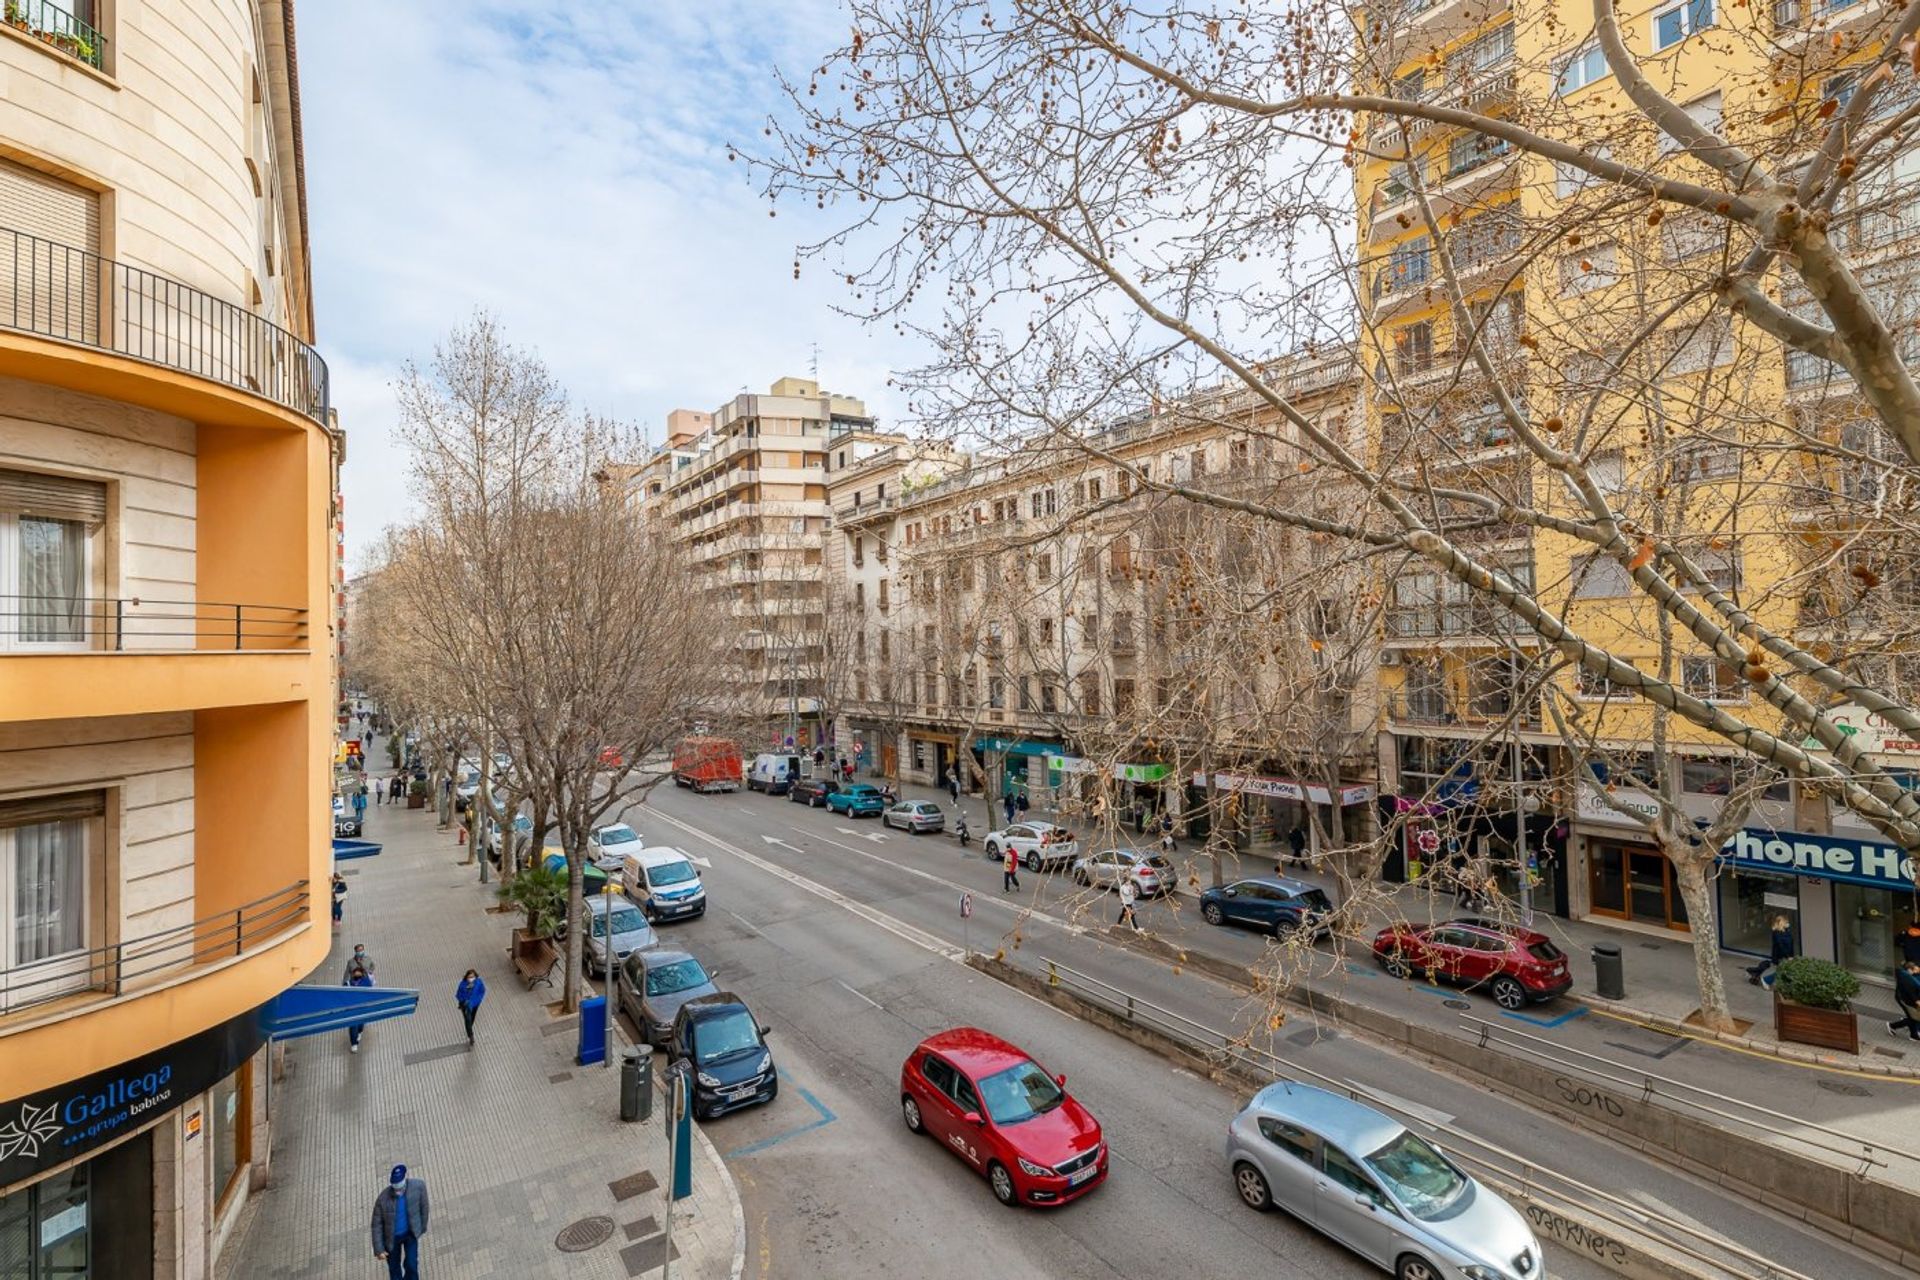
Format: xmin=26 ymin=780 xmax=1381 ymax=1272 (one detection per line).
xmin=0 ymin=1164 xmax=90 ymax=1279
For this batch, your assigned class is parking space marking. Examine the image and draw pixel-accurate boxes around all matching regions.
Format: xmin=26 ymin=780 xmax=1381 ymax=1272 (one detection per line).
xmin=1413 ymin=984 xmax=1452 ymax=999
xmin=725 ymin=1077 xmax=838 ymax=1158
xmin=836 ymin=979 xmax=883 ymax=1010
xmin=1500 ymin=1005 xmax=1589 ymax=1029
xmin=1342 ymin=962 xmax=1379 ymax=979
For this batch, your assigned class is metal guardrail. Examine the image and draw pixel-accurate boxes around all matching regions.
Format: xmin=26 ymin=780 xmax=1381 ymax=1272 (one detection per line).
xmin=0 ymin=225 xmax=330 ymax=424
xmin=1460 ymin=1016 xmax=1902 ymax=1178
xmin=0 ymin=595 xmax=309 ymax=649
xmin=1034 ymin=956 xmax=1813 ymax=1280
xmin=2 ymin=880 xmax=309 ymax=1015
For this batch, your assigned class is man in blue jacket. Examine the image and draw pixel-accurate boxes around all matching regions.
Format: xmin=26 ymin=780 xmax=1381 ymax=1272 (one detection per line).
xmin=1889 ymin=960 xmax=1920 ymax=1042
xmin=371 ymin=1164 xmax=429 ymax=1280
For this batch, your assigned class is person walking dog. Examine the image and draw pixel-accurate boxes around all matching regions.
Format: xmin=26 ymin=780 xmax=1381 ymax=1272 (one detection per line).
xmin=1002 ymin=843 xmax=1020 ymax=894
xmin=456 ymin=969 xmax=486 ymax=1046
xmin=371 ymin=1164 xmax=429 ymax=1280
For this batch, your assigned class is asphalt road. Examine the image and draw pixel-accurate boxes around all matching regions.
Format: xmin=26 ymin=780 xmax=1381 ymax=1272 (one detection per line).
xmin=604 ymin=783 xmax=1905 ymax=1280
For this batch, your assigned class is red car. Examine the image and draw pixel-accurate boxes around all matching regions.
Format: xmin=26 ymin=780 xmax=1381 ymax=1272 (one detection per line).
xmin=1370 ymin=918 xmax=1572 ymax=1010
xmin=899 ymin=1028 xmax=1108 ymax=1208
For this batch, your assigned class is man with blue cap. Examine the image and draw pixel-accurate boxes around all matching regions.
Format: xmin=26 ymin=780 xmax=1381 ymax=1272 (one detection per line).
xmin=371 ymin=1163 xmax=428 ymax=1279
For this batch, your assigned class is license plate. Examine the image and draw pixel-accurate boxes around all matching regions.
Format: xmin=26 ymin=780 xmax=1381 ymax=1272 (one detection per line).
xmin=1068 ymin=1162 xmax=1098 ymax=1186
xmin=723 ymin=1085 xmax=757 ymax=1101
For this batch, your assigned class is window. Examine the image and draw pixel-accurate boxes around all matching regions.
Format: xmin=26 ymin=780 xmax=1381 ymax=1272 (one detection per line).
xmin=1670 ymin=442 xmax=1740 ymax=483
xmin=211 ymin=1066 xmax=251 ymax=1209
xmin=1576 ymin=665 xmax=1624 ymax=698
xmin=1189 ymin=448 xmax=1208 ymax=478
xmin=1112 ymin=611 xmax=1135 ymax=651
xmin=854 ymin=581 xmax=866 ymax=609
xmin=1258 ymin=1118 xmax=1321 ymax=1165
xmin=877 ymin=579 xmax=890 ymax=611
xmin=879 ymin=630 xmax=891 ymax=660
xmin=1661 ymin=93 xmax=1723 ymax=156
xmin=1395 ymin=322 xmax=1435 ymax=375
xmin=1678 ymin=539 xmax=1743 ymax=592
xmin=1041 ymin=682 xmax=1058 ymax=713
xmin=1556 ymin=44 xmax=1609 ymax=96
xmin=1087 ymin=477 xmax=1103 ymax=502
xmin=1665 ymin=316 xmax=1733 ymax=376
xmin=1448 ymin=132 xmax=1511 ymax=177
xmin=989 ymin=675 xmax=1006 ymax=708
xmin=2 ymin=792 xmax=103 ymax=1001
xmin=1038 ymin=618 xmax=1054 ymax=645
xmin=1323 ymin=1146 xmax=1388 ymax=1207
xmin=1082 ymin=614 xmax=1099 ymax=646
xmin=1572 ymin=553 xmax=1632 ymax=599
xmin=0 ymin=470 xmax=104 ymax=650
xmin=1109 ymin=537 xmax=1133 ymax=577
xmin=1017 ymin=677 xmax=1033 ymax=712
xmin=1081 ymin=677 xmax=1101 ymax=716
xmin=1654 ymin=0 xmax=1714 ymax=50
xmin=1560 ymin=244 xmax=1616 ymax=294
xmin=1683 ymin=656 xmax=1746 ymax=702
xmin=1380 ymin=236 xmax=1431 ymax=296
xmin=1454 ymin=23 xmax=1515 ymax=74
xmin=1113 ymin=678 xmax=1137 ymax=712
xmin=1451 ymin=213 xmax=1525 ymax=275
xmin=1036 ymin=553 xmax=1053 ymax=581
xmin=920 ymin=1053 xmax=956 ymax=1094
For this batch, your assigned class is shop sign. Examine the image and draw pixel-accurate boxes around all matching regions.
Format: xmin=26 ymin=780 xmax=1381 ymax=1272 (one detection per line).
xmin=1192 ymin=772 xmax=1374 ymax=807
xmin=1801 ymin=704 xmax=1920 ymax=760
xmin=1719 ymin=828 xmax=1917 ymax=892
xmin=1576 ymin=782 xmax=1661 ymax=830
xmin=1053 ymin=757 xmax=1168 ymax=783
xmin=1 ymin=1003 xmax=267 ymax=1187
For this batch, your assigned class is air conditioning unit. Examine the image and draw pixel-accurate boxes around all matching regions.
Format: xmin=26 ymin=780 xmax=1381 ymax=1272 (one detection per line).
xmin=1377 ymin=650 xmax=1402 ymax=667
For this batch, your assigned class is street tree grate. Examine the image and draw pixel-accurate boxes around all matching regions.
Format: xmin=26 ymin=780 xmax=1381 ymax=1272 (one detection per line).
xmin=556 ymin=1216 xmax=616 ymax=1253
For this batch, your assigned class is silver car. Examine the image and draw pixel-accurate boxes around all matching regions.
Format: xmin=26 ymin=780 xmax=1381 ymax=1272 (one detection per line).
xmin=580 ymin=894 xmax=656 ymax=977
xmin=883 ymin=800 xmax=945 ymax=833
xmin=1227 ymin=1082 xmax=1542 ymax=1280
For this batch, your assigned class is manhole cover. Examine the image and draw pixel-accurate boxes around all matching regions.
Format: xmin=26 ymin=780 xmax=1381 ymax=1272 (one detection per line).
xmin=1816 ymin=1079 xmax=1872 ymax=1097
xmin=556 ymin=1216 xmax=616 ymax=1253
xmin=1443 ymin=999 xmax=1473 ymax=1010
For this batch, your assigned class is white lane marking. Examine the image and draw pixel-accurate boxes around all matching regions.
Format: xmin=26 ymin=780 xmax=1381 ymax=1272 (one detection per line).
xmin=1349 ymin=1080 xmax=1454 ymax=1128
xmin=724 ymin=908 xmax=764 ymax=936
xmin=836 ymin=979 xmax=884 ymax=1010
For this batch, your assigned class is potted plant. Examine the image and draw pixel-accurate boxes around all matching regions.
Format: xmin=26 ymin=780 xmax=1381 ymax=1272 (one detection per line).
xmin=406 ymin=776 xmax=428 ymax=810
xmin=5 ymin=3 xmax=29 ymax=33
xmin=498 ymin=861 xmax=568 ymax=976
xmin=1772 ymin=956 xmax=1861 ymax=1054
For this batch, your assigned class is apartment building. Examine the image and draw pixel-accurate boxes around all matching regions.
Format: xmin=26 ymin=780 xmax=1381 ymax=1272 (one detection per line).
xmin=1356 ymin=0 xmax=1919 ymax=976
xmin=827 ymin=353 xmax=1380 ymax=854
xmin=0 ymin=4 xmax=337 ymax=1276
xmin=651 ymin=377 xmax=882 ymax=747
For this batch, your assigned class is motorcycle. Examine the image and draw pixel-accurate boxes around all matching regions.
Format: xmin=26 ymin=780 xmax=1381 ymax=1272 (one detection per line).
xmin=954 ymin=816 xmax=971 ymax=848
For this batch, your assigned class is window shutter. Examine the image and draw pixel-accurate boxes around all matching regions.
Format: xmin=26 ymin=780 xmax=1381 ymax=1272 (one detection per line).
xmin=0 ymin=789 xmax=106 ymax=827
xmin=0 ymin=159 xmax=101 ymax=252
xmin=0 ymin=469 xmax=107 ymax=522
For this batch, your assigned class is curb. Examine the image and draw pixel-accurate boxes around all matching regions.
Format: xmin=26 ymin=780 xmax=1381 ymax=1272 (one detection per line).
xmin=691 ymin=1115 xmax=748 ymax=1280
xmin=1571 ymin=995 xmax=1920 ymax=1079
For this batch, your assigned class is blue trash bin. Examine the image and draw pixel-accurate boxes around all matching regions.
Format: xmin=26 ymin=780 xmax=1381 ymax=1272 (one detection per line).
xmin=578 ymin=995 xmax=608 ymax=1066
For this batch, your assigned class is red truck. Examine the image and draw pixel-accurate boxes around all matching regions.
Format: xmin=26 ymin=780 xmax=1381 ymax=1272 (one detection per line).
xmin=672 ymin=737 xmax=743 ymax=793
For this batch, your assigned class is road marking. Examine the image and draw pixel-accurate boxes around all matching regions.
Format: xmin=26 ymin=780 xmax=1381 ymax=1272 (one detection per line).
xmin=1413 ymin=984 xmax=1452 ymax=999
xmin=723 ymin=908 xmax=764 ymax=936
xmin=1501 ymin=1005 xmax=1589 ymax=1029
xmin=725 ymin=1076 xmax=838 ymax=1158
xmin=835 ymin=979 xmax=883 ymax=1010
xmin=1348 ymin=1080 xmax=1455 ymax=1128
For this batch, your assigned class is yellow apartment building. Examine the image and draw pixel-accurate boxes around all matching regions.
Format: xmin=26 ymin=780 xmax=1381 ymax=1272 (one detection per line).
xmin=0 ymin=3 xmax=338 ymax=1274
xmin=1358 ymin=0 xmax=1919 ymax=978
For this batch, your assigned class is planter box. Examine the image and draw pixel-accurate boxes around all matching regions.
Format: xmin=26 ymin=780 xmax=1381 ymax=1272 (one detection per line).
xmin=1773 ymin=992 xmax=1859 ymax=1054
xmin=406 ymin=793 xmax=426 ymax=809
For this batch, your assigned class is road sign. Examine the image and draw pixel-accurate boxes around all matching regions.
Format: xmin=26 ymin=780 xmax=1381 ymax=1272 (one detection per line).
xmin=959 ymin=892 xmax=973 ymax=919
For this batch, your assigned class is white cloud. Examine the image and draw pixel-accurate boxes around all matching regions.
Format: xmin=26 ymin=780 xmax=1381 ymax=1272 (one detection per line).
xmin=300 ymin=1 xmax=910 ymax=567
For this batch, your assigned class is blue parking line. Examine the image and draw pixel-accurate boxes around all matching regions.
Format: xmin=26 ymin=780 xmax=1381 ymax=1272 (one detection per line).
xmin=1413 ymin=984 xmax=1452 ymax=999
xmin=1500 ymin=1006 xmax=1589 ymax=1029
xmin=724 ymin=1077 xmax=837 ymax=1158
xmin=1342 ymin=962 xmax=1378 ymax=979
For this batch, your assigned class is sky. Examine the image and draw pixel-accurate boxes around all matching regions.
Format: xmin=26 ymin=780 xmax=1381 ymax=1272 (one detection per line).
xmin=298 ymin=2 xmax=910 ymax=568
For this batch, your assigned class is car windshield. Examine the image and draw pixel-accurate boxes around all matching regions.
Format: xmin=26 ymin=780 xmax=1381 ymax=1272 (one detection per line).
xmin=1364 ymin=1130 xmax=1469 ymax=1219
xmin=693 ymin=1010 xmax=763 ymax=1064
xmin=514 ymin=815 xmax=532 ymax=832
xmin=848 ymin=785 xmax=878 ymax=797
xmin=648 ymin=860 xmax=697 ymax=886
xmin=976 ymin=1060 xmax=1065 ymax=1125
xmin=593 ymin=906 xmax=648 ymax=937
xmin=645 ymin=958 xmax=709 ymax=996
xmin=599 ymin=826 xmax=639 ymax=845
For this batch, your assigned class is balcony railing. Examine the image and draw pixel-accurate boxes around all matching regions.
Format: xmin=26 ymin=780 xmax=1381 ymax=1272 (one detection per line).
xmin=2 ymin=0 xmax=105 ymax=70
xmin=0 ymin=225 xmax=329 ymax=425
xmin=1387 ymin=687 xmax=1541 ymax=729
xmin=1 ymin=880 xmax=309 ymax=1017
xmin=0 ymin=596 xmax=309 ymax=650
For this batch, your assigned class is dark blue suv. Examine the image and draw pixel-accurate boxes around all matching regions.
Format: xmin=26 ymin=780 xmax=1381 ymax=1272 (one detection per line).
xmin=1198 ymin=876 xmax=1333 ymax=938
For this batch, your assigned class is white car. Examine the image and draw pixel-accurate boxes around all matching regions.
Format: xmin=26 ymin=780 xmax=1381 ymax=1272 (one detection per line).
xmin=590 ymin=822 xmax=644 ymax=874
xmin=985 ymin=822 xmax=1080 ymax=872
xmin=1073 ymin=849 xmax=1175 ymax=897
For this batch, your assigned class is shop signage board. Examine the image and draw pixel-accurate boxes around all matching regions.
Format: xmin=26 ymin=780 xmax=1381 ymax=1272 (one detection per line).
xmin=1800 ymin=704 xmax=1920 ymax=760
xmin=1052 ymin=756 xmax=1169 ymax=783
xmin=1191 ymin=771 xmax=1375 ymax=807
xmin=1575 ymin=782 xmax=1661 ymax=830
xmin=1719 ymin=828 xmax=1916 ymax=892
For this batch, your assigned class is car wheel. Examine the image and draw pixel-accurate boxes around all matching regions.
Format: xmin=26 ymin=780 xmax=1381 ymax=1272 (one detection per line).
xmin=988 ymin=1161 xmax=1018 ymax=1207
xmin=1272 ymin=918 xmax=1299 ymax=940
xmin=902 ymin=1095 xmax=924 ymax=1134
xmin=1233 ymin=1161 xmax=1272 ymax=1211
xmin=1490 ymin=976 xmax=1527 ymax=1011
xmin=1074 ymin=867 xmax=1090 ymax=887
xmin=984 ymin=840 xmax=999 ymax=861
xmin=1202 ymin=902 xmax=1225 ymax=926
xmin=1024 ymin=850 xmax=1041 ymax=873
xmin=1396 ymin=1255 xmax=1441 ymax=1280
xmin=1382 ymin=951 xmax=1413 ymax=979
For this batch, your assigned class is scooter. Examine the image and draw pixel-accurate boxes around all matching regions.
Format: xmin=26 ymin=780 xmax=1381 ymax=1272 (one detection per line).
xmin=954 ymin=815 xmax=971 ymax=849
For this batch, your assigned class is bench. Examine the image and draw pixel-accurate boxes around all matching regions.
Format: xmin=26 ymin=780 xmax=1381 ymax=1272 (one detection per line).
xmin=512 ymin=933 xmax=560 ymax=990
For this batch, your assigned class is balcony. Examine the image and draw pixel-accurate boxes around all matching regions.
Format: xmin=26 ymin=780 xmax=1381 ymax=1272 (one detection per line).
xmin=0 ymin=225 xmax=329 ymax=426
xmin=1370 ymin=0 xmax=1510 ymax=57
xmin=1369 ymin=148 xmax=1517 ymax=243
xmin=1387 ymin=687 xmax=1541 ymax=730
xmin=1 ymin=0 xmax=106 ymax=70
xmin=1771 ymin=0 xmax=1883 ymax=50
xmin=1384 ymin=599 xmax=1527 ymax=641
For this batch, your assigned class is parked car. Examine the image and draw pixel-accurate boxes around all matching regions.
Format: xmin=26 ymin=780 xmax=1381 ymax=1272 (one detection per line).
xmin=452 ymin=764 xmax=482 ymax=812
xmin=899 ymin=1027 xmax=1107 ymax=1208
xmin=1071 ymin=849 xmax=1174 ymax=897
xmin=331 ymin=795 xmax=362 ymax=838
xmin=883 ymin=800 xmax=945 ymax=833
xmin=618 ymin=948 xmax=720 ymax=1047
xmin=673 ymin=736 xmax=743 ymax=792
xmin=1370 ymin=920 xmax=1572 ymax=1010
xmin=1199 ymin=876 xmax=1333 ymax=938
xmin=826 ymin=783 xmax=887 ymax=817
xmin=984 ymin=823 xmax=1080 ymax=872
xmin=789 ymin=777 xmax=837 ymax=808
xmin=622 ymin=847 xmax=707 ymax=921
xmin=589 ymin=822 xmax=644 ymax=874
xmin=668 ymin=992 xmax=778 ymax=1119
xmin=486 ymin=812 xmax=533 ymax=864
xmin=1227 ymin=1081 xmax=1543 ymax=1280
xmin=577 ymin=893 xmax=656 ymax=977
xmin=747 ymin=753 xmax=797 ymax=794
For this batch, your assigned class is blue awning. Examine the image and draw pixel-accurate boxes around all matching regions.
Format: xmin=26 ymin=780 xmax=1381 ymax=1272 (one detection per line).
xmin=332 ymin=837 xmax=383 ymax=861
xmin=263 ymin=985 xmax=419 ymax=1040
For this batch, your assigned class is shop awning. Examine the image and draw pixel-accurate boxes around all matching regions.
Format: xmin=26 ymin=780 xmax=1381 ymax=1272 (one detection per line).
xmin=1051 ymin=757 xmax=1170 ymax=783
xmin=973 ymin=738 xmax=1066 ymax=756
xmin=332 ymin=837 xmax=383 ymax=861
xmin=263 ymin=985 xmax=419 ymax=1041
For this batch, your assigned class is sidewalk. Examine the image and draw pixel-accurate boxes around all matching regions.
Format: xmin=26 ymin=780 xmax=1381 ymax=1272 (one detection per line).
xmin=221 ymin=742 xmax=744 ymax=1280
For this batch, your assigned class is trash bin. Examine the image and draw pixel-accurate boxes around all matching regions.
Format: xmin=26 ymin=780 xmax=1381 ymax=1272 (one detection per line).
xmin=621 ymin=1045 xmax=654 ymax=1123
xmin=1592 ymin=942 xmax=1625 ymax=1000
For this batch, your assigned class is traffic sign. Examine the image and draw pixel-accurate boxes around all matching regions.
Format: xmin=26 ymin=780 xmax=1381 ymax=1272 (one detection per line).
xmin=959 ymin=892 xmax=973 ymax=919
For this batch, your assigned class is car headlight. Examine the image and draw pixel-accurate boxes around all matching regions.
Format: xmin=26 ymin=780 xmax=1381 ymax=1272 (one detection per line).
xmin=1461 ymin=1267 xmax=1508 ymax=1280
xmin=696 ymin=1072 xmax=722 ymax=1088
xmin=1016 ymin=1157 xmax=1051 ymax=1178
xmin=754 ymin=1052 xmax=772 ymax=1076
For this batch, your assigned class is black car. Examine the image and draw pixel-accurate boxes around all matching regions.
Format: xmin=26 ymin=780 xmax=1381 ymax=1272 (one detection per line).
xmin=669 ymin=992 xmax=778 ymax=1119
xmin=788 ymin=777 xmax=836 ymax=807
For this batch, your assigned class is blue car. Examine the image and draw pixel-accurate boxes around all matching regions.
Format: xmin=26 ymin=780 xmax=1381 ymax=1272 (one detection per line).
xmin=1198 ymin=876 xmax=1333 ymax=938
xmin=825 ymin=783 xmax=886 ymax=817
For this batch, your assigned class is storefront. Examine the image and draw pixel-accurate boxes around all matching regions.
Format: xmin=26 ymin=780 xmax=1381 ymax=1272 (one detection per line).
xmin=973 ymin=737 xmax=1067 ymax=801
xmin=1195 ymin=771 xmax=1376 ymax=855
xmin=1720 ymin=827 xmax=1917 ymax=984
xmin=1048 ymin=757 xmax=1171 ymax=827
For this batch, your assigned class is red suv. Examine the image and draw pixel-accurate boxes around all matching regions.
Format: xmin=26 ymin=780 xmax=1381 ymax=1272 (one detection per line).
xmin=899 ymin=1028 xmax=1108 ymax=1207
xmin=1370 ymin=919 xmax=1572 ymax=1010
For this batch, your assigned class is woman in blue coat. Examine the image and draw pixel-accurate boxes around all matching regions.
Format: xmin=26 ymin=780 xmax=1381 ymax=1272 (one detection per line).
xmin=456 ymin=969 xmax=487 ymax=1046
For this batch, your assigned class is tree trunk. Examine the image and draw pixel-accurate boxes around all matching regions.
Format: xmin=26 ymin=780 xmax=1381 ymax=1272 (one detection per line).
xmin=562 ymin=855 xmax=584 ymax=1012
xmin=1669 ymin=852 xmax=1735 ymax=1032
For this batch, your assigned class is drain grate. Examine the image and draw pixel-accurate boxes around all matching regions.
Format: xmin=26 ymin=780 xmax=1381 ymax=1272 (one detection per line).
xmin=556 ymin=1216 xmax=616 ymax=1253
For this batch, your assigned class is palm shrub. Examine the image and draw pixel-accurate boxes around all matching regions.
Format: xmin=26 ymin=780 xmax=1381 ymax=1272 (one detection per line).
xmin=1774 ymin=957 xmax=1860 ymax=1011
xmin=498 ymin=861 xmax=567 ymax=938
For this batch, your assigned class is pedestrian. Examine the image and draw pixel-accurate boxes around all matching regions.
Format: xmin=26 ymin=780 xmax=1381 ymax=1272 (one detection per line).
xmin=1003 ymin=791 xmax=1017 ymax=825
xmin=1900 ymin=920 xmax=1920 ymax=968
xmin=1287 ymin=825 xmax=1307 ymax=867
xmin=344 ymin=942 xmax=376 ymax=983
xmin=1159 ymin=813 xmax=1175 ymax=857
xmin=344 ymin=962 xmax=373 ymax=1053
xmin=331 ymin=872 xmax=347 ymax=930
xmin=374 ymin=771 xmax=385 ymax=806
xmin=1888 ymin=959 xmax=1920 ymax=1041
xmin=948 ymin=769 xmax=961 ymax=803
xmin=371 ymin=1164 xmax=429 ymax=1280
xmin=1015 ymin=790 xmax=1030 ymax=817
xmin=456 ymin=969 xmax=486 ymax=1046
xmin=353 ymin=785 xmax=369 ymax=825
xmin=1117 ymin=877 xmax=1141 ymax=931
xmin=391 ymin=772 xmax=406 ymax=803
xmin=1746 ymin=914 xmax=1795 ymax=985
xmin=1002 ymin=843 xmax=1020 ymax=894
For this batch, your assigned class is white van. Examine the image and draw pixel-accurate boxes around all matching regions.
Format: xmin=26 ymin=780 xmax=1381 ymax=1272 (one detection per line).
xmin=623 ymin=847 xmax=708 ymax=922
xmin=746 ymin=753 xmax=795 ymax=795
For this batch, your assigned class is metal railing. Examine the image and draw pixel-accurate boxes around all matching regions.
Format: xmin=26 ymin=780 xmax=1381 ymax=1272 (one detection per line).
xmin=1032 ymin=957 xmax=1812 ymax=1280
xmin=0 ymin=595 xmax=309 ymax=650
xmin=0 ymin=225 xmax=329 ymax=425
xmin=1387 ymin=687 xmax=1543 ymax=729
xmin=2 ymin=880 xmax=309 ymax=1015
xmin=2 ymin=0 xmax=105 ymax=69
